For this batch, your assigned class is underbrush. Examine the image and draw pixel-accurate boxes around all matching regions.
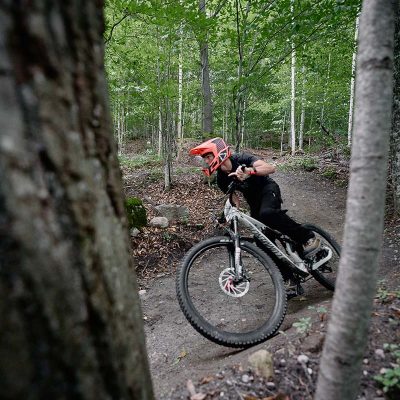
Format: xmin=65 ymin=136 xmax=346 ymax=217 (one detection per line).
xmin=118 ymin=152 xmax=161 ymax=168
xmin=280 ymin=156 xmax=318 ymax=172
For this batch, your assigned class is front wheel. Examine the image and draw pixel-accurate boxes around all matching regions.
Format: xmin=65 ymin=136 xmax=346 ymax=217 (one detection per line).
xmin=176 ymin=236 xmax=287 ymax=348
xmin=304 ymin=224 xmax=341 ymax=291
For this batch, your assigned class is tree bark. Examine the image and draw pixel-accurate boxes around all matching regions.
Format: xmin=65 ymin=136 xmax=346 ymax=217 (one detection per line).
xmin=315 ymin=1 xmax=396 ymax=399
xmin=390 ymin=7 xmax=400 ymax=216
xmin=0 ymin=2 xmax=153 ymax=399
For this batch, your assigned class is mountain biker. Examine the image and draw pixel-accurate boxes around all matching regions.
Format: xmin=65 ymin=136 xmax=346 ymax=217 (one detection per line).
xmin=189 ymin=137 xmax=321 ymax=294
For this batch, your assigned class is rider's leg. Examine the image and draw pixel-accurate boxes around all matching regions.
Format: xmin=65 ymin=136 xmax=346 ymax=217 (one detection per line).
xmin=255 ymin=182 xmax=314 ymax=245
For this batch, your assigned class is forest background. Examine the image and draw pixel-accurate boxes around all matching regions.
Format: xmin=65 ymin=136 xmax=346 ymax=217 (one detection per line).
xmin=105 ymin=0 xmax=359 ymax=177
xmin=103 ymin=0 xmax=399 ymax=212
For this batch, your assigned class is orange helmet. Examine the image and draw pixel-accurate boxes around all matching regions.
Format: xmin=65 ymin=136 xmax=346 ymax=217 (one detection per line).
xmin=189 ymin=138 xmax=232 ymax=176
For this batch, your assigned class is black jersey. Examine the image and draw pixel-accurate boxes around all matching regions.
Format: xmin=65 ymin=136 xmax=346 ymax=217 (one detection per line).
xmin=216 ymin=153 xmax=275 ymax=205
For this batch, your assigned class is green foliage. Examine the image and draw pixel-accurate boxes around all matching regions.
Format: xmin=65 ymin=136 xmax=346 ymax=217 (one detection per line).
xmin=375 ymin=368 xmax=400 ymax=397
xmin=383 ymin=343 xmax=400 ymax=361
xmin=321 ymin=167 xmax=337 ymax=180
xmin=125 ymin=197 xmax=147 ymax=228
xmin=293 ymin=317 xmax=312 ymax=335
xmin=300 ymin=157 xmax=318 ymax=172
xmin=308 ymin=305 xmax=328 ymax=314
xmin=374 ymin=344 xmax=400 ymax=397
xmin=146 ymin=170 xmax=164 ymax=182
xmin=118 ymin=152 xmax=161 ymax=169
xmin=282 ymin=157 xmax=318 ymax=172
xmin=376 ymin=280 xmax=400 ymax=302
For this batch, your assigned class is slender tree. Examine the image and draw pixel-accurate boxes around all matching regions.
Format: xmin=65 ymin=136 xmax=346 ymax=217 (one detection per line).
xmin=0 ymin=2 xmax=154 ymax=399
xmin=290 ymin=0 xmax=296 ymax=155
xmin=315 ymin=1 xmax=396 ymax=399
xmin=199 ymin=0 xmax=214 ymax=136
xmin=298 ymin=65 xmax=306 ymax=152
xmin=347 ymin=16 xmax=359 ymax=147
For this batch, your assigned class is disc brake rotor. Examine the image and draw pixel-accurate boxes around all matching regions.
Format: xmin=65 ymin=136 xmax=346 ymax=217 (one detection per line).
xmin=219 ymin=268 xmax=250 ymax=298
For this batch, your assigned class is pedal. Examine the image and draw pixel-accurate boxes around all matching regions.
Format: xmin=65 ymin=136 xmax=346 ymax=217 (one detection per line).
xmin=296 ymin=282 xmax=305 ymax=296
xmin=286 ymin=281 xmax=305 ymax=300
xmin=311 ymin=247 xmax=333 ymax=271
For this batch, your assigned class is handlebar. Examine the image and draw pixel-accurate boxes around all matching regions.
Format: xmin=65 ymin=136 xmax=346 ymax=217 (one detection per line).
xmin=219 ymin=165 xmax=248 ymax=221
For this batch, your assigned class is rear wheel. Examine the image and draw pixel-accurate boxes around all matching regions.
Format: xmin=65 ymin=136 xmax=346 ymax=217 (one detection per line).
xmin=176 ymin=236 xmax=287 ymax=348
xmin=304 ymin=224 xmax=341 ymax=291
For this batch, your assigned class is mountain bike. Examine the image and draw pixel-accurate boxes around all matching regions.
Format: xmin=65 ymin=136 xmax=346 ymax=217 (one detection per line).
xmin=176 ymin=181 xmax=341 ymax=348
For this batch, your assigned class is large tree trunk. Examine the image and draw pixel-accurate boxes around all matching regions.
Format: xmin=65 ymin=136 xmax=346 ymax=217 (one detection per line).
xmin=0 ymin=2 xmax=154 ymax=399
xmin=199 ymin=0 xmax=214 ymax=136
xmin=390 ymin=8 xmax=400 ymax=216
xmin=315 ymin=1 xmax=396 ymax=399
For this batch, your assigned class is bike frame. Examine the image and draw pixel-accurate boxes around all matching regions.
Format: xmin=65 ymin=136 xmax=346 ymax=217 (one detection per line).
xmin=223 ymin=199 xmax=333 ymax=278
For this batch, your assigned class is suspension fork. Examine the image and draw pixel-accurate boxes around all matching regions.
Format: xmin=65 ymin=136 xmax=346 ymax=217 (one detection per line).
xmin=231 ymin=217 xmax=243 ymax=279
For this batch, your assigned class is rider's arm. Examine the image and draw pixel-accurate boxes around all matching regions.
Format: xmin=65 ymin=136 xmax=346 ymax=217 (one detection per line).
xmin=245 ymin=159 xmax=276 ymax=176
xmin=230 ymin=158 xmax=276 ymax=181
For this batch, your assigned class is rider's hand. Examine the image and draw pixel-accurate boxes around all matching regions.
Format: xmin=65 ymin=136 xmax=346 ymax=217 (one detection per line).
xmin=228 ymin=166 xmax=250 ymax=182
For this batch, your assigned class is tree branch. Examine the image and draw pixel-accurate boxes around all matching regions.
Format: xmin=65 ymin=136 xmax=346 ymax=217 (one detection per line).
xmin=104 ymin=13 xmax=131 ymax=44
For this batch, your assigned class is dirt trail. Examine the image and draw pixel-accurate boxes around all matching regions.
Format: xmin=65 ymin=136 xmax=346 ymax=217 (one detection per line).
xmin=138 ymin=170 xmax=392 ymax=399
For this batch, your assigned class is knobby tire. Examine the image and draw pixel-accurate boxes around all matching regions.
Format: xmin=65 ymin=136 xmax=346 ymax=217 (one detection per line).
xmin=176 ymin=236 xmax=287 ymax=348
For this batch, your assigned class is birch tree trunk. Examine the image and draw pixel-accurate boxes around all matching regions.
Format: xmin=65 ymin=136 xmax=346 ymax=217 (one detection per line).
xmin=299 ymin=66 xmax=306 ymax=152
xmin=290 ymin=0 xmax=296 ymax=155
xmin=176 ymin=23 xmax=184 ymax=161
xmin=199 ymin=0 xmax=214 ymax=136
xmin=178 ymin=53 xmax=183 ymax=142
xmin=156 ymin=28 xmax=163 ymax=157
xmin=0 ymin=2 xmax=154 ymax=399
xmin=320 ymin=53 xmax=331 ymax=124
xmin=315 ymin=1 xmax=396 ymax=399
xmin=241 ymin=99 xmax=246 ymax=146
xmin=233 ymin=0 xmax=246 ymax=151
xmin=347 ymin=16 xmax=360 ymax=147
xmin=158 ymin=107 xmax=163 ymax=156
xmin=280 ymin=110 xmax=287 ymax=156
xmin=390 ymin=9 xmax=400 ymax=216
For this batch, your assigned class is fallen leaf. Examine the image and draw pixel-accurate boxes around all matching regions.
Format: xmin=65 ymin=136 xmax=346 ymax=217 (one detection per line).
xmin=262 ymin=394 xmax=290 ymax=400
xmin=191 ymin=394 xmax=206 ymax=400
xmin=200 ymin=375 xmax=214 ymax=384
xmin=186 ymin=380 xmax=196 ymax=396
xmin=179 ymin=350 xmax=188 ymax=359
xmin=172 ymin=349 xmax=188 ymax=365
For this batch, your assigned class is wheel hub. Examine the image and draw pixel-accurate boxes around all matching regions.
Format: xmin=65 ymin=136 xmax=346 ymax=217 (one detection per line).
xmin=219 ymin=268 xmax=250 ymax=297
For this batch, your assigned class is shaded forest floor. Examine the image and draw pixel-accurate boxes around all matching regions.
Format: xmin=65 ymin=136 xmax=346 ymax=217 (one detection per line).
xmin=121 ymin=140 xmax=400 ymax=400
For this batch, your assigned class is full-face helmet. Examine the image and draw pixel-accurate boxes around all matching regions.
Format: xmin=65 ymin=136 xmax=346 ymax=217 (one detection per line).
xmin=189 ymin=137 xmax=232 ymax=176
